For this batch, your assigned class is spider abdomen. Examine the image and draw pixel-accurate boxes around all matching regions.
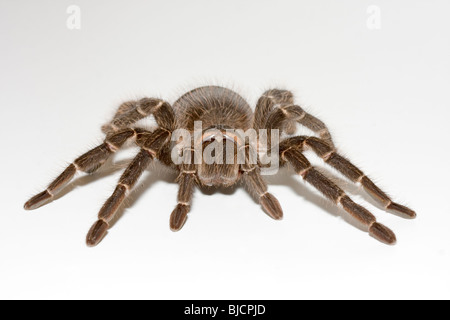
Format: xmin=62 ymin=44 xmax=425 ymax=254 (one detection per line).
xmin=173 ymin=86 xmax=254 ymax=131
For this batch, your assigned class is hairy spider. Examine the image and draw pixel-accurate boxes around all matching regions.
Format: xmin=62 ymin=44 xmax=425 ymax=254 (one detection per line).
xmin=24 ymin=86 xmax=415 ymax=246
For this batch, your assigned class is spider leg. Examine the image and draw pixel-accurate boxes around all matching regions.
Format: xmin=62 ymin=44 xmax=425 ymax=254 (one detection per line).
xmin=170 ymin=167 xmax=197 ymax=231
xmin=284 ymin=136 xmax=416 ymax=219
xmin=281 ymin=144 xmax=396 ymax=244
xmin=24 ymin=128 xmax=136 ymax=210
xmin=102 ymin=98 xmax=173 ymax=134
xmin=112 ymin=100 xmax=137 ymax=118
xmin=242 ymin=167 xmax=283 ymax=220
xmin=297 ymin=113 xmax=333 ymax=147
xmin=86 ymin=128 xmax=171 ymax=246
xmin=254 ymin=89 xmax=334 ymax=147
xmin=240 ymin=145 xmax=283 ymax=220
xmin=254 ymin=89 xmax=294 ymax=131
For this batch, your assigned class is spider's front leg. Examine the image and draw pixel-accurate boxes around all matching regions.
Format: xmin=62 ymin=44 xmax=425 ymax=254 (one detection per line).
xmin=242 ymin=167 xmax=284 ymax=220
xmin=87 ymin=100 xmax=177 ymax=246
xmin=25 ymin=98 xmax=173 ymax=210
xmin=169 ymin=156 xmax=197 ymax=231
xmin=240 ymin=145 xmax=283 ymax=220
xmin=86 ymin=129 xmax=171 ymax=246
xmin=280 ymin=141 xmax=397 ymax=245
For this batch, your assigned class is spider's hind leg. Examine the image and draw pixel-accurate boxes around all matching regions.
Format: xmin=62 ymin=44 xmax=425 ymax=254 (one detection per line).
xmin=296 ymin=136 xmax=416 ymax=219
xmin=254 ymin=89 xmax=335 ymax=147
xmin=281 ymin=141 xmax=397 ymax=244
xmin=24 ymin=128 xmax=136 ymax=210
xmin=102 ymin=98 xmax=169 ymax=135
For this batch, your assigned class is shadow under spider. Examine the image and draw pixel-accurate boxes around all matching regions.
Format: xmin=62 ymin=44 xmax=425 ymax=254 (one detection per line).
xmin=110 ymin=163 xmax=240 ymax=228
xmin=50 ymin=156 xmax=390 ymax=234
xmin=264 ymin=165 xmax=392 ymax=232
xmin=108 ymin=161 xmax=178 ymax=228
xmin=50 ymin=157 xmax=131 ymax=203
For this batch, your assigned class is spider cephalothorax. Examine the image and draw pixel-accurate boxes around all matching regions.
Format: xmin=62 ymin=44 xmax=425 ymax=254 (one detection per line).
xmin=24 ymin=86 xmax=416 ymax=246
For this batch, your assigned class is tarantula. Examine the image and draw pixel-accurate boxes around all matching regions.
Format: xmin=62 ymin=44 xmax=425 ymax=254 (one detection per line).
xmin=24 ymin=86 xmax=415 ymax=246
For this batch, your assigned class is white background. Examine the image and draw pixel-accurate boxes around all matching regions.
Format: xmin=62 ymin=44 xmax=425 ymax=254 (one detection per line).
xmin=1 ymin=0 xmax=449 ymax=300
